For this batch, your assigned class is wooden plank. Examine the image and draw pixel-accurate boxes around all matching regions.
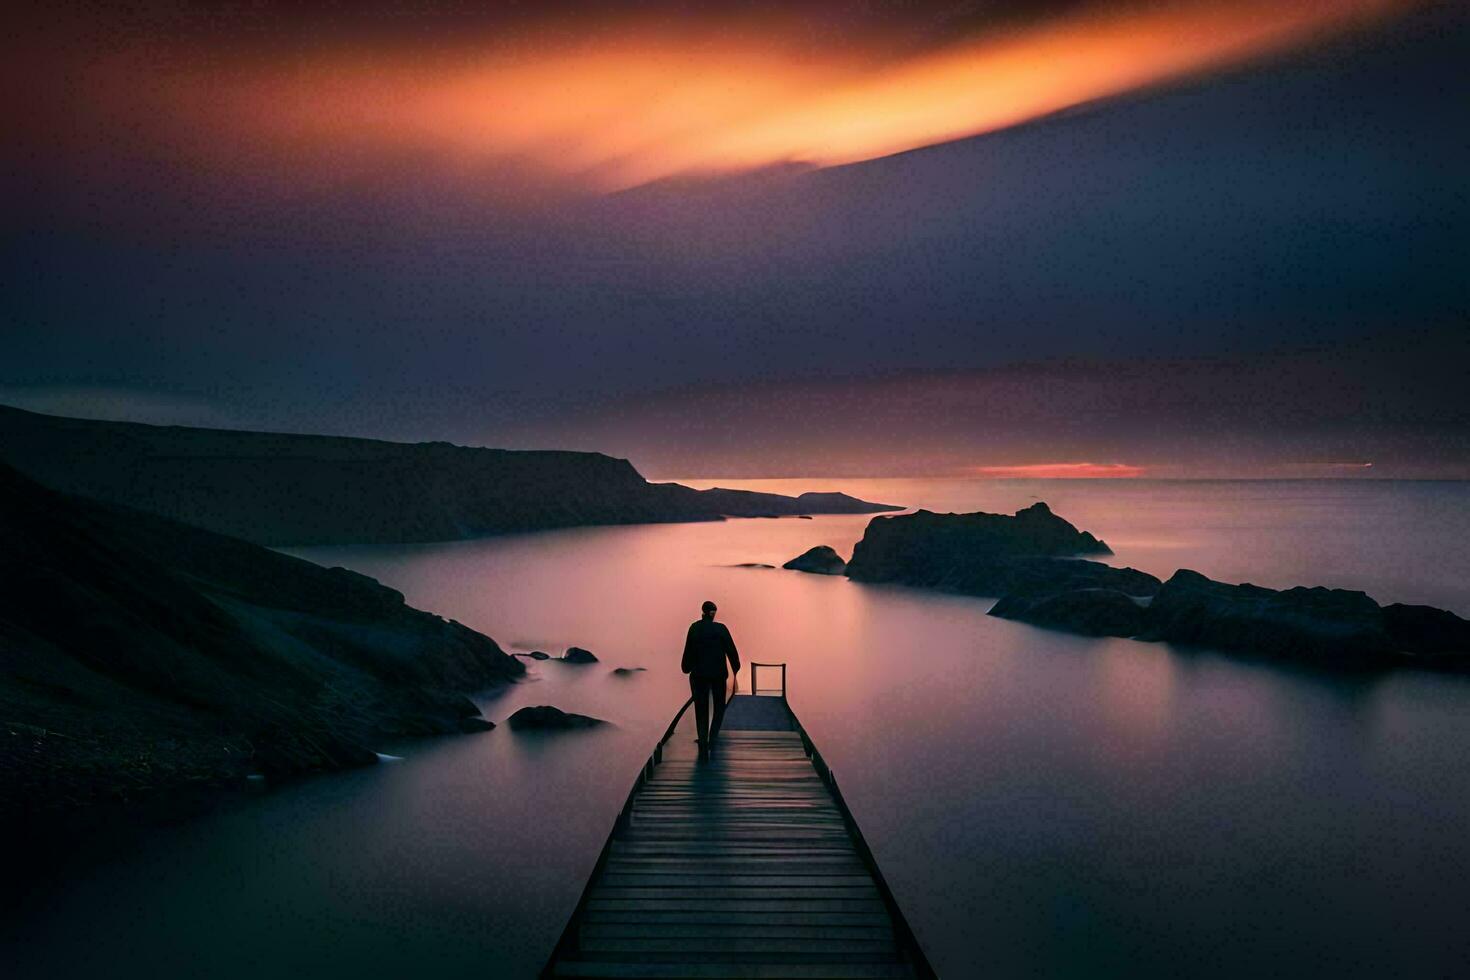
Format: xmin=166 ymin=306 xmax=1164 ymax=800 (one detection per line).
xmin=581 ymin=911 xmax=893 ymax=927
xmin=605 ymin=857 xmax=862 ymax=867
xmin=604 ymin=864 xmax=868 ymax=874
xmin=608 ymin=845 xmax=859 ymax=857
xmin=590 ymin=888 xmax=880 ymax=901
xmin=599 ymin=874 xmax=878 ymax=888
xmin=616 ymin=833 xmax=857 ymax=843
xmin=583 ymin=898 xmax=890 ymax=913
xmin=625 ymin=814 xmax=840 ymax=823
xmin=633 ymin=799 xmax=832 ymax=806
xmin=602 ymin=866 xmax=871 ymax=877
xmin=551 ymin=962 xmax=915 ymax=978
xmin=577 ymin=938 xmax=898 ymax=955
xmin=581 ymin=923 xmax=894 ymax=940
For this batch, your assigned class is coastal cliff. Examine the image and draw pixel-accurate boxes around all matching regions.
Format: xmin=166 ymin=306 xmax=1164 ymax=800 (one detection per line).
xmin=0 ymin=406 xmax=900 ymax=546
xmin=0 ymin=462 xmax=525 ymax=827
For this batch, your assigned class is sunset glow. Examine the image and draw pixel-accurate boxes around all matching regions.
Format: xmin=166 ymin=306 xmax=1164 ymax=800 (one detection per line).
xmin=969 ymin=463 xmax=1148 ymax=479
xmin=65 ymin=0 xmax=1413 ymax=192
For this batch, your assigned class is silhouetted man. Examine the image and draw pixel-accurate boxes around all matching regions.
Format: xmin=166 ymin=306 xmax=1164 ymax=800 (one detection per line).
xmin=682 ymin=600 xmax=740 ymax=761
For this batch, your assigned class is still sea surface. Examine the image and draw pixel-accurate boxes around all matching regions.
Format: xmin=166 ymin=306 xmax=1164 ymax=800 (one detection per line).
xmin=11 ymin=479 xmax=1470 ymax=978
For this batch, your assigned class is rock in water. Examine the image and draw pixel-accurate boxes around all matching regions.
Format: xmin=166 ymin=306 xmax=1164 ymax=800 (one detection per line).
xmin=563 ymin=647 xmax=599 ymax=664
xmin=989 ymin=588 xmax=1150 ymax=637
xmin=507 ymin=706 xmax=604 ymax=730
xmin=1140 ymin=569 xmax=1392 ymax=663
xmin=844 ymin=503 xmax=1137 ymax=597
xmin=526 ymin=650 xmax=551 ymax=660
xmin=782 ymin=545 xmax=847 ymax=575
xmin=611 ymin=667 xmax=646 ymax=676
xmin=993 ymin=568 xmax=1470 ymax=670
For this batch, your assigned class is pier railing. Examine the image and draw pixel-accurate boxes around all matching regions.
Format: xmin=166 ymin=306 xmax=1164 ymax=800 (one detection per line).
xmin=542 ymin=681 xmax=731 ymax=974
xmin=764 ymin=662 xmax=938 ymax=980
xmin=748 ymin=660 xmax=788 ymax=698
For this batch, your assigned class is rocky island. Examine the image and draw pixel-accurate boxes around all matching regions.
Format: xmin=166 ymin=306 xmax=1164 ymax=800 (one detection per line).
xmin=790 ymin=502 xmax=1470 ymax=669
xmin=994 ymin=568 xmax=1470 ymax=668
xmin=0 ymin=462 xmax=525 ymax=831
xmin=842 ymin=502 xmax=1159 ymax=596
xmin=0 ymin=405 xmax=901 ymax=546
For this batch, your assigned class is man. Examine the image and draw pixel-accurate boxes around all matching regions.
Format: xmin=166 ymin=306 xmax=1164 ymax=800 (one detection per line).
xmin=681 ymin=600 xmax=741 ymax=761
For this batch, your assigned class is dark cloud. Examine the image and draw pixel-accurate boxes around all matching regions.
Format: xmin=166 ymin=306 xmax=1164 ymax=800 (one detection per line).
xmin=3 ymin=2 xmax=1464 ymax=476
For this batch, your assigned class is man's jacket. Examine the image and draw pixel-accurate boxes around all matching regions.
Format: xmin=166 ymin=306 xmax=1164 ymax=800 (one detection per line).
xmin=682 ymin=619 xmax=741 ymax=678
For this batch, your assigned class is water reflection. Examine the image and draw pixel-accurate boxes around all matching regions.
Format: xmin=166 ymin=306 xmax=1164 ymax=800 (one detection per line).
xmin=1092 ymin=641 xmax=1178 ymax=753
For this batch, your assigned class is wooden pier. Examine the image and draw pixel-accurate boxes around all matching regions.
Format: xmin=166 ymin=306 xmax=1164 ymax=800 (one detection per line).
xmin=543 ymin=663 xmax=935 ymax=979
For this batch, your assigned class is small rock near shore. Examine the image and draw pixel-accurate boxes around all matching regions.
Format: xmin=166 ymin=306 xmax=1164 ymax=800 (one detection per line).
xmin=782 ymin=545 xmax=847 ymax=575
xmin=507 ymin=705 xmax=605 ymax=730
xmin=563 ymin=647 xmax=599 ymax=663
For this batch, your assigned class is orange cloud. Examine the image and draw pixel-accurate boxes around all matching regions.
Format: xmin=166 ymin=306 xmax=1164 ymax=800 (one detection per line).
xmin=73 ymin=0 xmax=1415 ymax=192
xmin=968 ymin=463 xmax=1146 ymax=479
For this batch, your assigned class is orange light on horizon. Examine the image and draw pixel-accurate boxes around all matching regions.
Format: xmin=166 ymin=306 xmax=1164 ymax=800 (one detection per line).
xmin=968 ymin=462 xmax=1147 ymax=479
xmin=81 ymin=0 xmax=1415 ymax=194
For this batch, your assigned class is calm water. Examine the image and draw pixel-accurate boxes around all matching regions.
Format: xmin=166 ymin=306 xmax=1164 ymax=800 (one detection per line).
xmin=10 ymin=479 xmax=1470 ymax=978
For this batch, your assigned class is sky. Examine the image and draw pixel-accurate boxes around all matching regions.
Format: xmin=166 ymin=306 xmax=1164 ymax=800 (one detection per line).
xmin=4 ymin=1 xmax=1467 ymax=477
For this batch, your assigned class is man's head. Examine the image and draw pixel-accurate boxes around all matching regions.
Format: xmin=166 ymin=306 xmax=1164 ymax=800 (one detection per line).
xmin=701 ymin=600 xmax=717 ymax=620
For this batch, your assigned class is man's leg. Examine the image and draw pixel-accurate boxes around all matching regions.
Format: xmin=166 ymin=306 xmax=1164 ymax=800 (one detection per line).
xmin=708 ymin=677 xmax=727 ymax=745
xmin=689 ymin=674 xmax=710 ymax=747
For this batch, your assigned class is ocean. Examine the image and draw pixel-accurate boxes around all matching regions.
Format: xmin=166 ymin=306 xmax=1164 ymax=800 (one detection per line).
xmin=11 ymin=478 xmax=1470 ymax=978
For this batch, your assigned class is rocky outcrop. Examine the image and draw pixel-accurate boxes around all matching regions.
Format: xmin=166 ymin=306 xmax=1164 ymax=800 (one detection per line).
xmin=782 ymin=545 xmax=847 ymax=575
xmin=0 ymin=406 xmax=901 ymax=545
xmin=0 ymin=462 xmax=524 ymax=827
xmin=844 ymin=503 xmax=1150 ymax=598
xmin=847 ymin=503 xmax=1470 ymax=668
xmin=989 ymin=588 xmax=1150 ymax=638
xmin=990 ymin=567 xmax=1470 ymax=668
xmin=562 ymin=647 xmax=599 ymax=664
xmin=1139 ymin=570 xmax=1391 ymax=661
xmin=1382 ymin=603 xmax=1470 ymax=656
xmin=507 ymin=706 xmax=604 ymax=730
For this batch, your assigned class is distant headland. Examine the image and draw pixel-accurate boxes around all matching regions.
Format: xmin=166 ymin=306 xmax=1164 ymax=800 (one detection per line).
xmin=0 ymin=406 xmax=901 ymax=546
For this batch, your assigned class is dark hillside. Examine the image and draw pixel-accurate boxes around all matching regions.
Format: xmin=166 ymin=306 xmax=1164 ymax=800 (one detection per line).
xmin=0 ymin=462 xmax=523 ymax=828
xmin=0 ymin=406 xmax=899 ymax=544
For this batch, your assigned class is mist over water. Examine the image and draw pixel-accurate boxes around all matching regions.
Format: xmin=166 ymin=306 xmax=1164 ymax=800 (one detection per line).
xmin=11 ymin=479 xmax=1470 ymax=978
